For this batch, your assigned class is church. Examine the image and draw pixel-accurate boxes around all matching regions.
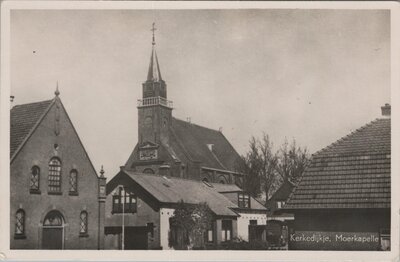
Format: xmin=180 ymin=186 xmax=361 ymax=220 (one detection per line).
xmin=124 ymin=25 xmax=243 ymax=186
xmin=10 ymin=89 xmax=107 ymax=249
xmin=104 ymin=25 xmax=267 ymax=250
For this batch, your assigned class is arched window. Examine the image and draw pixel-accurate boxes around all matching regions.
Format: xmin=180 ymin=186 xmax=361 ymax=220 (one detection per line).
xmin=15 ymin=209 xmax=25 ymax=237
xmin=69 ymin=169 xmax=78 ymax=194
xmin=143 ymin=168 xmax=154 ymax=174
xmin=48 ymin=158 xmax=61 ymax=193
xmin=30 ymin=166 xmax=40 ymax=192
xmin=79 ymin=211 xmax=88 ymax=236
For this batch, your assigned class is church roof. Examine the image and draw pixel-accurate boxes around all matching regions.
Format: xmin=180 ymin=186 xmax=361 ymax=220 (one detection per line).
xmin=10 ymin=99 xmax=54 ymax=159
xmin=284 ymin=118 xmax=391 ymax=210
xmin=169 ymin=117 xmax=241 ymax=172
xmin=120 ymin=170 xmax=239 ymax=217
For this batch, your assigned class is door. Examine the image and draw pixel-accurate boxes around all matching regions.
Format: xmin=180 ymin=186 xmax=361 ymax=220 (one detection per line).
xmin=42 ymin=210 xmax=64 ymax=249
xmin=124 ymin=227 xmax=148 ymax=250
xmin=42 ymin=228 xmax=63 ymax=249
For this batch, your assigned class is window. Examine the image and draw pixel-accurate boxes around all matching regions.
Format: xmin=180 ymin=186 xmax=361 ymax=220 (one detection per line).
xmin=80 ymin=211 xmax=88 ymax=236
xmin=69 ymin=169 xmax=78 ymax=194
xmin=238 ymin=193 xmax=250 ymax=208
xmin=207 ymin=229 xmax=213 ymax=242
xmin=30 ymin=166 xmax=40 ymax=192
xmin=143 ymin=168 xmax=155 ymax=174
xmin=277 ymin=201 xmax=285 ymax=209
xmin=112 ymin=188 xmax=137 ymax=213
xmin=15 ymin=209 xmax=25 ymax=238
xmin=48 ymin=158 xmax=61 ymax=193
xmin=221 ymin=220 xmax=232 ymax=242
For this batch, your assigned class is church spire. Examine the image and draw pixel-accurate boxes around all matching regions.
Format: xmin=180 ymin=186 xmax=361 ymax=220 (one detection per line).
xmin=147 ymin=23 xmax=162 ymax=82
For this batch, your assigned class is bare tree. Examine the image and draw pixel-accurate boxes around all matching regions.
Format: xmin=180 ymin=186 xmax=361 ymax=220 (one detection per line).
xmin=237 ymin=135 xmax=310 ymax=200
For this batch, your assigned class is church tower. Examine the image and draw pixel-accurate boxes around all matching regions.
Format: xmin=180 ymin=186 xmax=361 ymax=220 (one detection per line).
xmin=137 ymin=23 xmax=173 ymax=146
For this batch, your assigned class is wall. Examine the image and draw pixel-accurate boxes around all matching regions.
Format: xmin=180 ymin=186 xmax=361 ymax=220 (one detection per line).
xmin=104 ymin=175 xmax=161 ymax=249
xmin=237 ymin=213 xmax=267 ymax=241
xmin=159 ymin=208 xmax=175 ymax=250
xmin=10 ymin=100 xmax=101 ymax=249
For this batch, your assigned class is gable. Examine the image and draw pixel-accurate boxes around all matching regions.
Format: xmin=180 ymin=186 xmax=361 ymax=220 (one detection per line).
xmin=285 ymin=118 xmax=391 ymax=210
xmin=11 ymin=97 xmax=100 ymax=180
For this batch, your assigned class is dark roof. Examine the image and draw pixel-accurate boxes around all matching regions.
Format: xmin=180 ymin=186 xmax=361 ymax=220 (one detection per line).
xmin=285 ymin=118 xmax=390 ymax=210
xmin=211 ymin=183 xmax=242 ymax=193
xmin=270 ymin=179 xmax=295 ymax=201
xmin=123 ymin=171 xmax=239 ymax=217
xmin=10 ymin=99 xmax=54 ymax=159
xmin=169 ymin=117 xmax=241 ymax=172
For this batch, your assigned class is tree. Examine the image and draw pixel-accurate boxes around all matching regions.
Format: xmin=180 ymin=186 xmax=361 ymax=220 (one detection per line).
xmin=169 ymin=201 xmax=213 ymax=250
xmin=237 ymin=134 xmax=310 ymax=200
xmin=276 ymin=138 xmax=310 ymax=184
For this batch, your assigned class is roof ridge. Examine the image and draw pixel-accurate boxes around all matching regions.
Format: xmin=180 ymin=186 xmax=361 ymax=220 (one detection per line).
xmin=11 ymin=99 xmax=53 ymax=111
xmin=173 ymin=117 xmax=222 ymax=134
xmin=313 ymin=118 xmax=383 ymax=157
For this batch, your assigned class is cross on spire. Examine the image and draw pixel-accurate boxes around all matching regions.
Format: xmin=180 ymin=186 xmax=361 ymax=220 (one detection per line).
xmin=151 ymin=22 xmax=157 ymax=45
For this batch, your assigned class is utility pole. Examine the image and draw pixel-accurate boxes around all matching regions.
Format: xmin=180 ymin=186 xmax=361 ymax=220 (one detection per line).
xmin=121 ymin=186 xmax=125 ymax=250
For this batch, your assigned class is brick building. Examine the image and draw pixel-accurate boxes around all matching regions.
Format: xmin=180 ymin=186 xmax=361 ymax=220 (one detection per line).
xmin=284 ymin=104 xmax=391 ymax=251
xmin=10 ymin=89 xmax=106 ymax=249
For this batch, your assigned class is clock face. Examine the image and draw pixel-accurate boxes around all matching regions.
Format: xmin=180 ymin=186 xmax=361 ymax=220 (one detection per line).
xmin=139 ymin=149 xmax=158 ymax=160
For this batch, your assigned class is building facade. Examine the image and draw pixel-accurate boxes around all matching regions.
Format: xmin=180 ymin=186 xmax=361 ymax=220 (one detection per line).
xmin=10 ymin=90 xmax=106 ymax=249
xmin=284 ymin=104 xmax=391 ymax=251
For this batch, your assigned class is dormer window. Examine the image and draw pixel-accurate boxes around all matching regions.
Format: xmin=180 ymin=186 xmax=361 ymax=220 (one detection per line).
xmin=238 ymin=193 xmax=250 ymax=208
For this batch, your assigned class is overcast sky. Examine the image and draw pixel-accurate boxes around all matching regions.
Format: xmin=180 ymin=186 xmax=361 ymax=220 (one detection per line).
xmin=10 ymin=9 xmax=390 ymax=178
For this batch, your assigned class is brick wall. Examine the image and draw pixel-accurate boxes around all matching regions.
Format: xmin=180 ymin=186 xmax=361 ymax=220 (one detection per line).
xmin=10 ymin=101 xmax=101 ymax=249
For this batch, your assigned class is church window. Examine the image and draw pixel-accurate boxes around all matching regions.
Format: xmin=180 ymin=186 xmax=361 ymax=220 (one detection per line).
xmin=143 ymin=168 xmax=155 ymax=174
xmin=69 ymin=169 xmax=78 ymax=194
xmin=30 ymin=166 xmax=40 ymax=192
xmin=79 ymin=211 xmax=88 ymax=236
xmin=238 ymin=193 xmax=250 ymax=208
xmin=163 ymin=117 xmax=168 ymax=128
xmin=15 ymin=209 xmax=25 ymax=238
xmin=112 ymin=188 xmax=137 ymax=214
xmin=48 ymin=157 xmax=61 ymax=193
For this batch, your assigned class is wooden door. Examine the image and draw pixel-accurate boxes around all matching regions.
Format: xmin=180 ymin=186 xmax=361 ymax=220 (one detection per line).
xmin=42 ymin=228 xmax=63 ymax=249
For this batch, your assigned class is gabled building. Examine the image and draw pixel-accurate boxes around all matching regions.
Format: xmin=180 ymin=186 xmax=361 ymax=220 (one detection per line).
xmin=10 ymin=89 xmax=106 ymax=249
xmin=104 ymin=169 xmax=267 ymax=250
xmin=284 ymin=104 xmax=391 ymax=251
xmin=124 ymin=26 xmax=243 ymax=186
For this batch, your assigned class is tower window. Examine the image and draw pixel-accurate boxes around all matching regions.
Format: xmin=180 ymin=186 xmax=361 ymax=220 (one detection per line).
xmin=69 ymin=169 xmax=78 ymax=194
xmin=15 ymin=209 xmax=25 ymax=238
xmin=144 ymin=116 xmax=153 ymax=128
xmin=48 ymin=157 xmax=61 ymax=193
xmin=30 ymin=166 xmax=40 ymax=193
xmin=79 ymin=211 xmax=88 ymax=236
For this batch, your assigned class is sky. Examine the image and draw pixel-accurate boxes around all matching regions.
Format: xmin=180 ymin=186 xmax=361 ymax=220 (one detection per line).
xmin=10 ymin=9 xmax=390 ymax=178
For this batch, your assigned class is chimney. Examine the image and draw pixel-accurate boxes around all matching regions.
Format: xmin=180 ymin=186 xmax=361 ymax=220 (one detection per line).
xmin=381 ymin=103 xmax=391 ymax=118
xmin=159 ymin=165 xmax=171 ymax=177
